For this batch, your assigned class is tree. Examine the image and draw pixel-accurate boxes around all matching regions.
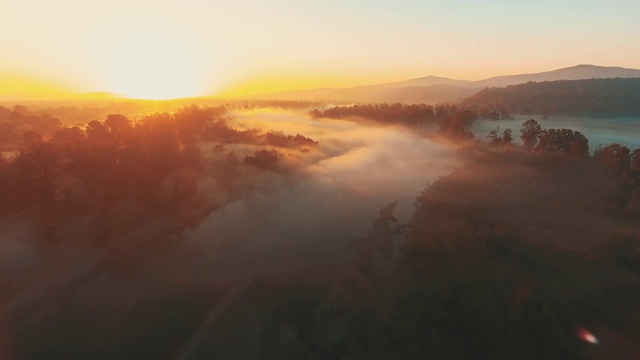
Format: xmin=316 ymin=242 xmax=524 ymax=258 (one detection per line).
xmin=486 ymin=127 xmax=512 ymax=146
xmin=534 ymin=128 xmax=588 ymax=158
xmin=85 ymin=120 xmax=110 ymax=140
xmin=173 ymin=105 xmax=222 ymax=143
xmin=104 ymin=114 xmax=132 ymax=135
xmin=16 ymin=132 xmax=59 ymax=199
xmin=597 ymin=144 xmax=631 ymax=172
xmin=568 ymin=135 xmax=589 ymax=158
xmin=308 ymin=109 xmax=322 ymax=118
xmin=502 ymin=128 xmax=513 ymax=145
xmin=244 ymin=149 xmax=279 ymax=169
xmin=487 ymin=126 xmax=502 ymax=145
xmin=439 ymin=110 xmax=476 ymax=140
xmin=520 ymin=119 xmax=542 ymax=150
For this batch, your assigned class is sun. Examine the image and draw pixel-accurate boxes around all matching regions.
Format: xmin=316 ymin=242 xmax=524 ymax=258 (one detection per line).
xmin=102 ymin=18 xmax=205 ymax=100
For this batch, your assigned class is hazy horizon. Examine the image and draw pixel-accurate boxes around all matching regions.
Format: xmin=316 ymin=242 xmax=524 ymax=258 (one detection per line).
xmin=2 ymin=0 xmax=639 ymax=100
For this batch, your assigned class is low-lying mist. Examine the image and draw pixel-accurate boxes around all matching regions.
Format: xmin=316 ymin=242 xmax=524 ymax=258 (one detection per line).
xmin=0 ymin=106 xmax=461 ymax=359
xmin=184 ymin=108 xmax=458 ymax=282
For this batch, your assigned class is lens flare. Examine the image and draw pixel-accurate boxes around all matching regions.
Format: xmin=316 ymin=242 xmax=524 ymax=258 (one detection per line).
xmin=577 ymin=328 xmax=599 ymax=345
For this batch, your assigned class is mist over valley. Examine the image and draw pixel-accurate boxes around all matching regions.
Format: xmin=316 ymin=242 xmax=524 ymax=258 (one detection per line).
xmin=2 ymin=0 xmax=640 ymax=358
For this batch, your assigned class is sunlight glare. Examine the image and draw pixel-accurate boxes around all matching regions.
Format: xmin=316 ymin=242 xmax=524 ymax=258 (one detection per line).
xmin=103 ymin=18 xmax=205 ymax=100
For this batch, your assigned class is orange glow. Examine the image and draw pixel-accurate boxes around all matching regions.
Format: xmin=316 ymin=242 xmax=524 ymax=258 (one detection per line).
xmin=0 ymin=73 xmax=76 ymax=99
xmin=218 ymin=73 xmax=399 ymax=98
xmin=1 ymin=1 xmax=639 ymax=99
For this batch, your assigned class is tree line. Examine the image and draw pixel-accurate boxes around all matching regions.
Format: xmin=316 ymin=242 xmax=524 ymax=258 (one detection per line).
xmin=309 ymin=102 xmax=513 ymax=128
xmin=483 ymin=118 xmax=640 ymax=216
xmin=0 ymin=105 xmax=318 ymax=217
xmin=309 ymin=102 xmax=460 ymax=126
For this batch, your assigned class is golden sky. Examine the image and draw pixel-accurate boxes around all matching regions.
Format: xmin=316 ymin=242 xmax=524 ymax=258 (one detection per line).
xmin=1 ymin=0 xmax=639 ymax=99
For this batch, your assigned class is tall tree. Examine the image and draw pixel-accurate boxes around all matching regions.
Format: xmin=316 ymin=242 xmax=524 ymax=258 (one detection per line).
xmin=520 ymin=119 xmax=542 ymax=150
xmin=486 ymin=126 xmax=502 ymax=145
xmin=502 ymin=128 xmax=513 ymax=145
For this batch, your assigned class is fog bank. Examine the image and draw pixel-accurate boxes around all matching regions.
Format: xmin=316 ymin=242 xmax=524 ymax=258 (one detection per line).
xmin=184 ymin=109 xmax=458 ymax=281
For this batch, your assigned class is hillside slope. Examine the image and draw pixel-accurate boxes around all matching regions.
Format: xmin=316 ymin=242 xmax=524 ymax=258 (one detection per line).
xmin=461 ymin=78 xmax=640 ymax=116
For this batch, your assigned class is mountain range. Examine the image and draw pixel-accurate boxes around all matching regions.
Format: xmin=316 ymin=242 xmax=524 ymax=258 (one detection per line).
xmin=245 ymin=65 xmax=640 ymax=104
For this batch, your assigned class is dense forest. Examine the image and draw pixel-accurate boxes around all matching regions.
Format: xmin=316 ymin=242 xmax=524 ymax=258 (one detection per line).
xmin=461 ymin=78 xmax=640 ymax=117
xmin=0 ymin=105 xmax=318 ymax=235
xmin=0 ymin=100 xmax=325 ymax=152
xmin=0 ymin=105 xmax=63 ymax=150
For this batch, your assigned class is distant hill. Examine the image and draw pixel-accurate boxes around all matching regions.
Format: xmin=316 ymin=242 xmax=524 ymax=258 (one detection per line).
xmin=474 ymin=64 xmax=640 ymax=88
xmin=461 ymin=78 xmax=640 ymax=116
xmin=243 ymin=65 xmax=640 ymax=104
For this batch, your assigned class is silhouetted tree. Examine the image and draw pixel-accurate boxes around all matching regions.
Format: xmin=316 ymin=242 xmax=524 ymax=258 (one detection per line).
xmin=487 ymin=126 xmax=502 ymax=145
xmin=568 ymin=135 xmax=590 ymax=158
xmin=309 ymin=102 xmax=442 ymax=127
xmin=85 ymin=120 xmax=111 ymax=141
xmin=535 ymin=128 xmax=589 ymax=158
xmin=520 ymin=119 xmax=542 ymax=150
xmin=439 ymin=110 xmax=476 ymax=140
xmin=308 ymin=109 xmax=322 ymax=118
xmin=502 ymin=128 xmax=513 ymax=145
xmin=244 ymin=149 xmax=279 ymax=169
xmin=104 ymin=114 xmax=132 ymax=138
xmin=487 ymin=127 xmax=513 ymax=146
xmin=597 ymin=143 xmax=631 ymax=172
xmin=264 ymin=131 xmax=318 ymax=148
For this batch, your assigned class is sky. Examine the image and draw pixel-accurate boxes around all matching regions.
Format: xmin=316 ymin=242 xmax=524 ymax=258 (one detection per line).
xmin=1 ymin=0 xmax=639 ymax=99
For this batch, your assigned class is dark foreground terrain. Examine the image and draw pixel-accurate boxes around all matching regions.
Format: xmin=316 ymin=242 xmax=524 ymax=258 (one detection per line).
xmin=2 ymin=141 xmax=640 ymax=359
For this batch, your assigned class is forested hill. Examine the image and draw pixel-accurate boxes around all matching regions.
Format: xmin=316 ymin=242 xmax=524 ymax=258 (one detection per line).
xmin=461 ymin=78 xmax=640 ymax=117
